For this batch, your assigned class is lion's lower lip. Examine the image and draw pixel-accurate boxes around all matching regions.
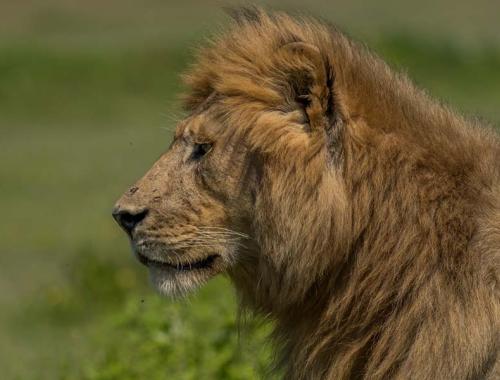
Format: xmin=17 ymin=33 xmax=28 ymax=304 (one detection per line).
xmin=137 ymin=252 xmax=219 ymax=271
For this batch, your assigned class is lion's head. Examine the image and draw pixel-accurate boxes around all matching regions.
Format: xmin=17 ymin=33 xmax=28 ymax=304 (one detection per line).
xmin=113 ymin=9 xmax=350 ymax=299
xmin=113 ymin=7 xmax=500 ymax=379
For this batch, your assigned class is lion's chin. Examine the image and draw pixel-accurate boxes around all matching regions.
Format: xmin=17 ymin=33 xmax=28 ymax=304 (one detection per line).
xmin=145 ymin=255 xmax=224 ymax=298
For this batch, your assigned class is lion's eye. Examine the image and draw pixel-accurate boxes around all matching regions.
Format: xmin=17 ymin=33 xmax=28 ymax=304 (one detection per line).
xmin=191 ymin=142 xmax=213 ymax=160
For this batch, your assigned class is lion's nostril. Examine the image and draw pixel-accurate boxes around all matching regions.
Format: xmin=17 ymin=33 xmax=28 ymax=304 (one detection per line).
xmin=112 ymin=207 xmax=148 ymax=235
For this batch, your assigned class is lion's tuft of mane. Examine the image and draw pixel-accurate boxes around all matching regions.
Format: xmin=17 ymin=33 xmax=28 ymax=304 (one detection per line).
xmin=183 ymin=7 xmax=500 ymax=380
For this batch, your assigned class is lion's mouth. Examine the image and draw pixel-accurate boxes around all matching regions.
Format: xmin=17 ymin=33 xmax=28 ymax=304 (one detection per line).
xmin=136 ymin=252 xmax=220 ymax=271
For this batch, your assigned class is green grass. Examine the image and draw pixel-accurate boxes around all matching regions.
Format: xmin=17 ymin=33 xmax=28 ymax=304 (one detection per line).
xmin=1 ymin=12 xmax=499 ymax=380
xmin=0 ymin=44 xmax=188 ymax=125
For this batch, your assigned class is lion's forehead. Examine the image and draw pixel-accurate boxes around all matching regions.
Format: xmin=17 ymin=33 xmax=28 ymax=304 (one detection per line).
xmin=176 ymin=110 xmax=228 ymax=142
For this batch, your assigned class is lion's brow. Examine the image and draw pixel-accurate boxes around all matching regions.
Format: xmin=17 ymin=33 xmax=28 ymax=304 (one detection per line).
xmin=181 ymin=113 xmax=219 ymax=142
xmin=192 ymin=92 xmax=219 ymax=115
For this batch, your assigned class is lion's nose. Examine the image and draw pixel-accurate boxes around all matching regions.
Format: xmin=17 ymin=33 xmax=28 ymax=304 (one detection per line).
xmin=112 ymin=206 xmax=149 ymax=235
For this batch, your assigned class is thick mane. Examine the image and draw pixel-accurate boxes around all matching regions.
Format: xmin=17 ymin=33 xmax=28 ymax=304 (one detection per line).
xmin=184 ymin=6 xmax=498 ymax=171
xmin=184 ymin=7 xmax=500 ymax=380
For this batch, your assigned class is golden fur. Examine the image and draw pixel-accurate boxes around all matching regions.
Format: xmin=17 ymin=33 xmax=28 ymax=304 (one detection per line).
xmin=114 ymin=7 xmax=500 ymax=379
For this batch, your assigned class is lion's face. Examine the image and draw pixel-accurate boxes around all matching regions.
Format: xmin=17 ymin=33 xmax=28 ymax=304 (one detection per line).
xmin=113 ymin=36 xmax=348 ymax=299
xmin=113 ymin=107 xmax=257 ymax=296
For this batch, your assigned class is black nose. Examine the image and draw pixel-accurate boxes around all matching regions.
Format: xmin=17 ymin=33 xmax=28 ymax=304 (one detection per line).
xmin=112 ymin=207 xmax=148 ymax=235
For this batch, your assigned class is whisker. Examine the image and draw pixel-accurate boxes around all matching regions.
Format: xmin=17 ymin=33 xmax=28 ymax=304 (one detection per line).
xmin=167 ymin=243 xmax=220 ymax=250
xmin=197 ymin=226 xmax=250 ymax=239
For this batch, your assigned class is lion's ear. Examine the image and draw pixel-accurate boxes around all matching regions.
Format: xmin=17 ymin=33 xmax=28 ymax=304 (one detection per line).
xmin=278 ymin=42 xmax=334 ymax=131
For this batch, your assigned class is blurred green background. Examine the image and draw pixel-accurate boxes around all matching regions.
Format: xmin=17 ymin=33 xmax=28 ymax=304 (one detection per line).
xmin=1 ymin=1 xmax=499 ymax=379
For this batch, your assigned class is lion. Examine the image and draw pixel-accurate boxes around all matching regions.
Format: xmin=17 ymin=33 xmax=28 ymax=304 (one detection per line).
xmin=112 ymin=7 xmax=500 ymax=379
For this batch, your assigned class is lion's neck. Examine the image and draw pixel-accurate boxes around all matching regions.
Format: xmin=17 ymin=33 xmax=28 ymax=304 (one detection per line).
xmin=232 ymin=125 xmax=499 ymax=379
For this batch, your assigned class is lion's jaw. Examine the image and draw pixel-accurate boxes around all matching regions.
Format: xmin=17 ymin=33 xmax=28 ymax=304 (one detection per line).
xmin=130 ymin=233 xmax=234 ymax=297
xmin=114 ymin=194 xmax=250 ymax=299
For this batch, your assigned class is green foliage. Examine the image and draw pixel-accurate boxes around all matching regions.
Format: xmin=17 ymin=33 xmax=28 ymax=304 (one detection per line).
xmin=11 ymin=248 xmax=274 ymax=380
xmin=81 ymin=285 xmax=274 ymax=380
